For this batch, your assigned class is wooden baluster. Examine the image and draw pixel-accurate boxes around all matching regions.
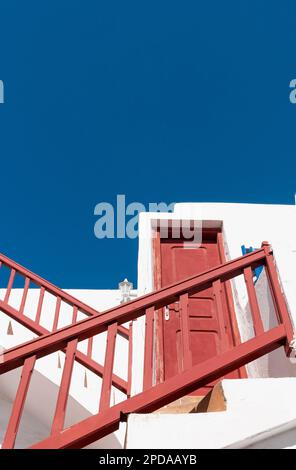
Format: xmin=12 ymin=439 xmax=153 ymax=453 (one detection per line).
xmin=155 ymin=308 xmax=165 ymax=385
xmin=52 ymin=296 xmax=61 ymax=332
xmin=72 ymin=305 xmax=78 ymax=324
xmin=217 ymin=232 xmax=247 ymax=379
xmin=143 ymin=307 xmax=154 ymax=390
xmin=99 ymin=323 xmax=117 ymax=412
xmin=213 ymin=279 xmax=229 ymax=353
xmin=262 ymin=242 xmax=294 ymax=348
xmin=51 ymin=339 xmax=78 ymax=435
xmin=127 ymin=322 xmax=133 ymax=397
xmin=35 ymin=286 xmax=45 ymax=324
xmin=244 ymin=266 xmax=264 ymax=336
xmin=19 ymin=277 xmax=30 ymax=315
xmin=4 ymin=268 xmax=16 ymax=304
xmin=2 ymin=355 xmax=36 ymax=449
xmin=87 ymin=336 xmax=93 ymax=358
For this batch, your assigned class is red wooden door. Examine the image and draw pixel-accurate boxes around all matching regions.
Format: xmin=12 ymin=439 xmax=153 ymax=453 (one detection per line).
xmin=157 ymin=229 xmax=243 ymax=394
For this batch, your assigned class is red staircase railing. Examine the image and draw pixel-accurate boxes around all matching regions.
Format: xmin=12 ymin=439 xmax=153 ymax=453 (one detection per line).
xmin=0 ymin=242 xmax=294 ymax=449
xmin=0 ymin=252 xmax=130 ymax=393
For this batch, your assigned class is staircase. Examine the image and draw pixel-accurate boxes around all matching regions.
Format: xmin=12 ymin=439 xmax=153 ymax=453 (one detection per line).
xmin=0 ymin=242 xmax=294 ymax=448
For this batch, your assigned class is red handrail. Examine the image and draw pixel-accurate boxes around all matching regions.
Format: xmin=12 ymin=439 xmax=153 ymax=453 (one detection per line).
xmin=0 ymin=243 xmax=294 ymax=449
xmin=0 ymin=251 xmax=129 ymax=338
xmin=0 ymin=253 xmax=130 ymax=393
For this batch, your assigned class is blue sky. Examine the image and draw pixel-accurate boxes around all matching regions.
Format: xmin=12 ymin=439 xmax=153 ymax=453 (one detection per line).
xmin=0 ymin=1 xmax=296 ymax=288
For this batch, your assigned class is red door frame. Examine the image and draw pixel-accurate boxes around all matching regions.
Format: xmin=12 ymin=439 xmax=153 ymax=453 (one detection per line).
xmin=152 ymin=224 xmax=247 ymax=385
xmin=152 ymin=227 xmax=164 ymax=384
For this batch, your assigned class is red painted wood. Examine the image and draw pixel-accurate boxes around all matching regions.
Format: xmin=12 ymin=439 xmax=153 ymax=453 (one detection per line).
xmin=4 ymin=268 xmax=16 ymax=303
xmin=124 ymin=325 xmax=286 ymax=414
xmin=155 ymin=308 xmax=165 ymax=384
xmin=30 ymin=325 xmax=286 ymax=449
xmin=127 ymin=321 xmax=133 ymax=397
xmin=76 ymin=352 xmax=126 ymax=393
xmin=87 ymin=336 xmax=93 ymax=358
xmin=3 ymin=243 xmax=293 ymax=452
xmin=244 ymin=266 xmax=265 ymax=336
xmin=213 ymin=279 xmax=229 ymax=353
xmin=179 ymin=293 xmax=192 ymax=370
xmin=0 ymin=298 xmax=127 ymax=393
xmin=143 ymin=307 xmax=154 ymax=390
xmin=19 ymin=277 xmax=30 ymax=315
xmin=51 ymin=339 xmax=78 ymax=435
xmin=52 ymin=297 xmax=61 ymax=332
xmin=159 ymin=230 xmax=240 ymax=390
xmin=0 ymin=243 xmax=294 ymax=451
xmin=0 ymin=299 xmax=49 ymax=336
xmin=31 ymin=405 xmax=123 ymax=449
xmin=153 ymin=229 xmax=164 ymax=385
xmin=0 ymin=244 xmax=292 ymax=450
xmin=2 ymin=355 xmax=36 ymax=449
xmin=0 ymin=248 xmax=269 ymax=375
xmin=99 ymin=323 xmax=117 ymax=412
xmin=118 ymin=325 xmax=129 ymax=340
xmin=72 ymin=306 xmax=78 ymax=324
xmin=0 ymin=253 xmax=103 ymax=318
xmin=0 ymin=252 xmax=128 ymax=339
xmin=35 ymin=287 xmax=45 ymax=324
xmin=262 ymin=242 xmax=294 ymax=349
xmin=216 ymin=233 xmax=247 ymax=378
xmin=0 ymin=252 xmax=129 ymax=392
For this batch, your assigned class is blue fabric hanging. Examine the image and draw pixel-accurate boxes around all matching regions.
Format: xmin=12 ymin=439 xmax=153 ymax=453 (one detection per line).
xmin=241 ymin=245 xmax=263 ymax=283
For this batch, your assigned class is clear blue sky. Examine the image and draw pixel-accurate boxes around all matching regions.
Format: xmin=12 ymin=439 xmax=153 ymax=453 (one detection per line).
xmin=0 ymin=1 xmax=295 ymax=288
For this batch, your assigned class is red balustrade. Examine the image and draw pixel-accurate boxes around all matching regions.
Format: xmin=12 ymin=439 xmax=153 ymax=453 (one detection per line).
xmin=0 ymin=252 xmax=130 ymax=393
xmin=0 ymin=243 xmax=294 ymax=449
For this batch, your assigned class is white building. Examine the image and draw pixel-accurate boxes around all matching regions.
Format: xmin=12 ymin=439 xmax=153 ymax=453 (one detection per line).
xmin=0 ymin=202 xmax=296 ymax=449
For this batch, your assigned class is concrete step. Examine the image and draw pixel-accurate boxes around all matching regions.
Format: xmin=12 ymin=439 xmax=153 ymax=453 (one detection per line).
xmin=154 ymin=396 xmax=204 ymax=414
xmin=154 ymin=383 xmax=226 ymax=414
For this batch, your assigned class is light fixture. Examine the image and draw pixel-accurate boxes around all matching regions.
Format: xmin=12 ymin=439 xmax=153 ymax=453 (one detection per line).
xmin=119 ymin=278 xmax=134 ymax=303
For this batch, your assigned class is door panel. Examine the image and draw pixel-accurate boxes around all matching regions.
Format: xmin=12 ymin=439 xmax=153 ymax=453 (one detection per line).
xmin=159 ymin=230 xmax=241 ymax=393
